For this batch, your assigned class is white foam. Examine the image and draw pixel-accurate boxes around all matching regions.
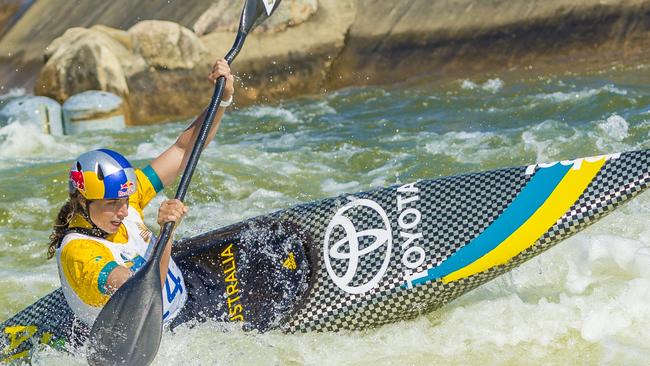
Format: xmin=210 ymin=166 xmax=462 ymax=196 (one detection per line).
xmin=248 ymin=188 xmax=284 ymax=199
xmin=0 ymin=121 xmax=84 ymax=167
xmin=598 ymin=114 xmax=629 ymax=141
xmin=30 ymin=346 xmax=83 ymax=365
xmin=311 ymin=100 xmax=337 ymax=115
xmin=482 ymin=78 xmax=504 ymax=93
xmin=135 ymin=134 xmax=176 ymax=160
xmin=243 ymin=105 xmax=300 ymax=124
xmin=460 ymin=80 xmax=478 ymax=90
xmin=178 ymin=189 xmax=297 ymax=236
xmin=259 ymin=132 xmax=300 ymax=150
xmin=520 ymin=119 xmax=600 ymax=162
xmin=0 ymin=266 xmax=58 ymax=287
xmin=537 ymin=89 xmax=597 ymax=102
xmin=367 ymin=158 xmax=403 ymax=187
xmin=0 ymin=87 xmax=26 ymax=101
xmin=424 ymin=130 xmax=514 ymax=164
xmin=0 ymin=198 xmax=54 ymax=228
xmin=460 ymin=78 xmax=504 ymax=93
xmin=532 ymin=84 xmax=628 ymax=103
xmin=298 ymin=99 xmax=337 ymax=119
xmin=321 ymin=178 xmax=360 ymax=194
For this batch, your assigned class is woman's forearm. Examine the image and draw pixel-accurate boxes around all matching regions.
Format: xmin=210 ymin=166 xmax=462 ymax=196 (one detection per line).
xmin=149 ymin=58 xmax=234 ymax=187
xmin=158 ymin=230 xmax=174 ymax=286
xmin=177 ymin=105 xmax=227 ymax=169
xmin=150 ymin=105 xmax=227 ymax=187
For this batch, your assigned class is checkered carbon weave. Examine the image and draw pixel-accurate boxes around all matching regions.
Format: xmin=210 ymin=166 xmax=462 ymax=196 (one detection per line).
xmin=0 ymin=289 xmax=88 ymax=359
xmin=1 ymin=150 xmax=648 ymax=355
xmin=279 ymin=150 xmax=649 ymax=332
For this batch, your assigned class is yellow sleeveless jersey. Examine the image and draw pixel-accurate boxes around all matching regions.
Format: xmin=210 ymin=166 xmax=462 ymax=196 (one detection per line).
xmin=56 ymin=166 xmax=187 ymax=325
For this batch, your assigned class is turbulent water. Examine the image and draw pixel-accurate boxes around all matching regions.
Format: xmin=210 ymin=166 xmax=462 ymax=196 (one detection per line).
xmin=1 ymin=65 xmax=650 ymax=365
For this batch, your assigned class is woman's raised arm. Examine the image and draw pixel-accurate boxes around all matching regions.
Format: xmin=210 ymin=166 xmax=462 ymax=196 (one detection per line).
xmin=150 ymin=58 xmax=235 ymax=187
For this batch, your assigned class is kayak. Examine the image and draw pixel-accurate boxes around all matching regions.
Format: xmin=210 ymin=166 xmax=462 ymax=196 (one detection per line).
xmin=1 ymin=149 xmax=648 ymax=362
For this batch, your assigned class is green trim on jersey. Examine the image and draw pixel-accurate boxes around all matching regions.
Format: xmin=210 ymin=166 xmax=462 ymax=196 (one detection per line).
xmin=142 ymin=165 xmax=164 ymax=193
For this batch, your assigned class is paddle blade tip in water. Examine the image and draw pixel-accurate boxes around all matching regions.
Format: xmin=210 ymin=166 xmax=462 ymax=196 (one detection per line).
xmin=87 ymin=262 xmax=163 ymax=366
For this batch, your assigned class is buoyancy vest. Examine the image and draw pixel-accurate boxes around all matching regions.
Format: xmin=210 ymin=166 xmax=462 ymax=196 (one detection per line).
xmin=56 ymin=206 xmax=187 ymax=326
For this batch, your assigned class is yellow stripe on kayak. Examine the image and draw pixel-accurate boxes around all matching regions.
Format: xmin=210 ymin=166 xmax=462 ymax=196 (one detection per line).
xmin=442 ymin=157 xmax=606 ymax=283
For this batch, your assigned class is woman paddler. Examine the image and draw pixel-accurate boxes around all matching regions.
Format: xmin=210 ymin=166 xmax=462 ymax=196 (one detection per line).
xmin=46 ymin=58 xmax=235 ymax=327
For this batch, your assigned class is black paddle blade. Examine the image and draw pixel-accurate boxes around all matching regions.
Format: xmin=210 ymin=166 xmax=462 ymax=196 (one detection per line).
xmin=87 ymin=261 xmax=163 ymax=366
xmin=240 ymin=0 xmax=282 ymax=34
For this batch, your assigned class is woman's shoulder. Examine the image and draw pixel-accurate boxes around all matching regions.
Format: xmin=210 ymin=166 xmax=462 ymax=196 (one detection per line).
xmin=129 ymin=166 xmax=164 ymax=216
xmin=58 ymin=235 xmax=115 ymax=266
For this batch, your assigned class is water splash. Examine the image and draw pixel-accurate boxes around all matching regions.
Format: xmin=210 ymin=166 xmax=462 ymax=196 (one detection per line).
xmin=0 ymin=121 xmax=85 ymax=168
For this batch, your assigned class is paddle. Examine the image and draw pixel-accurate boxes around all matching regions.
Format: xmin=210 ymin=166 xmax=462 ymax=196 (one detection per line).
xmin=87 ymin=1 xmax=282 ymax=365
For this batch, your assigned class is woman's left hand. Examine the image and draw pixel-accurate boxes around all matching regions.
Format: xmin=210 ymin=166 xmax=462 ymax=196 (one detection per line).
xmin=208 ymin=58 xmax=235 ymax=101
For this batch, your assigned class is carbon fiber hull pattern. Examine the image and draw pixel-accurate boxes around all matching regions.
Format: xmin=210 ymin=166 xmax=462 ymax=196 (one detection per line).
xmin=1 ymin=149 xmax=648 ymax=361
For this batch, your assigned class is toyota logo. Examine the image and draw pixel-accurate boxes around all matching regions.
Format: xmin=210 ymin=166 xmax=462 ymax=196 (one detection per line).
xmin=323 ymin=199 xmax=392 ymax=294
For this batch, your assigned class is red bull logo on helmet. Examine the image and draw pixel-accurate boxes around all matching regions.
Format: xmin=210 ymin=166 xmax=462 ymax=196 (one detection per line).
xmin=118 ymin=181 xmax=135 ymax=197
xmin=70 ymin=171 xmax=85 ymax=191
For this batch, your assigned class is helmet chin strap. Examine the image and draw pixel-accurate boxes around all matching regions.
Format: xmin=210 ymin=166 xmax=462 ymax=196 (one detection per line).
xmin=79 ymin=199 xmax=110 ymax=239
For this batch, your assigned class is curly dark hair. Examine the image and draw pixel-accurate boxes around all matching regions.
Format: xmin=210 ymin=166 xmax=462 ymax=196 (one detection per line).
xmin=47 ymin=191 xmax=85 ymax=259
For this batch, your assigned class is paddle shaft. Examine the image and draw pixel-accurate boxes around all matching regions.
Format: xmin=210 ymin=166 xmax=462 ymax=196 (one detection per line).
xmin=151 ymin=33 xmax=246 ymax=263
xmin=88 ymin=3 xmax=282 ymax=365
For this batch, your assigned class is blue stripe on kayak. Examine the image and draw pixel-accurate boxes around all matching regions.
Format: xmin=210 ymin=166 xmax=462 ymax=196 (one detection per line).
xmin=410 ymin=162 xmax=573 ymax=287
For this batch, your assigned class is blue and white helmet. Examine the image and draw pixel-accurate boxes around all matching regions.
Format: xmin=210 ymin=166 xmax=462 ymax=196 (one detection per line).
xmin=69 ymin=149 xmax=137 ymax=200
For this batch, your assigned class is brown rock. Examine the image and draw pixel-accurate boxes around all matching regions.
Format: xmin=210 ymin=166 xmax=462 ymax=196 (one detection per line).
xmin=194 ymin=0 xmax=318 ymax=36
xmin=0 ymin=0 xmax=216 ymax=90
xmin=199 ymin=0 xmax=355 ymax=107
xmin=119 ymin=1 xmax=353 ymax=124
xmin=35 ymin=27 xmax=140 ymax=102
xmin=126 ymin=66 xmax=214 ymax=124
xmin=91 ymin=24 xmax=134 ymax=52
xmin=129 ymin=20 xmax=206 ymax=70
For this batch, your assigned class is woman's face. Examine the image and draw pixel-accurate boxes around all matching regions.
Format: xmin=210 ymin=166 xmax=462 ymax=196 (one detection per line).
xmin=86 ymin=198 xmax=129 ymax=234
